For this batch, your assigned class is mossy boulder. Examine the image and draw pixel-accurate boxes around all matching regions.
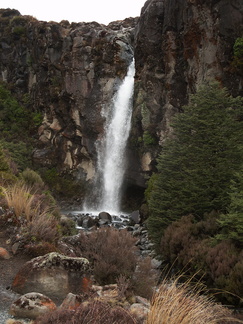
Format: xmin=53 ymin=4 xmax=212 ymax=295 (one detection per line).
xmin=12 ymin=252 xmax=91 ymax=302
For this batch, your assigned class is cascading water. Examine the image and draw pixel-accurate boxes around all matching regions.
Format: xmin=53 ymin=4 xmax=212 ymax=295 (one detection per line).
xmin=84 ymin=59 xmax=135 ymax=214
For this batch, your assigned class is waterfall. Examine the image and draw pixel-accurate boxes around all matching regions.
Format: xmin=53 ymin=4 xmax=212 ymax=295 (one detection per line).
xmin=85 ymin=59 xmax=135 ymax=214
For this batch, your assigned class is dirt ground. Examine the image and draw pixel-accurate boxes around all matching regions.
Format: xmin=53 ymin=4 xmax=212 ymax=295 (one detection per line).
xmin=0 ymin=224 xmax=31 ymax=317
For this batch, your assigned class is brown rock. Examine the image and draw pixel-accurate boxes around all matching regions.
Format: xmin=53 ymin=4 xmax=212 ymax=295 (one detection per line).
xmin=59 ymin=292 xmax=82 ymax=310
xmin=0 ymin=247 xmax=10 ymax=259
xmin=9 ymin=292 xmax=56 ymax=319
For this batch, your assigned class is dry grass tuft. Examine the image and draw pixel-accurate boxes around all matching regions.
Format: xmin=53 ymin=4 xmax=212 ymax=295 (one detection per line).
xmin=2 ymin=183 xmax=35 ymax=222
xmin=146 ymin=277 xmax=243 ymax=324
xmin=2 ymin=182 xmax=60 ymax=243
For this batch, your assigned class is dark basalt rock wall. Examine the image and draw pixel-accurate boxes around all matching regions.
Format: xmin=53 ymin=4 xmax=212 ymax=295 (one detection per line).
xmin=130 ymin=0 xmax=243 ymax=177
xmin=0 ymin=9 xmax=136 ymax=183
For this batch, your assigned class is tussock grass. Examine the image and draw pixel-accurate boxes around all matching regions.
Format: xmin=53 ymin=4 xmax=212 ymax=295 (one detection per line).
xmin=1 ymin=182 xmax=60 ymax=243
xmin=146 ymin=276 xmax=243 ymax=324
xmin=2 ymin=183 xmax=35 ymax=221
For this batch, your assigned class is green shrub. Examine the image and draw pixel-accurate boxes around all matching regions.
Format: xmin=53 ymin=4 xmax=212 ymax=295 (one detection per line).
xmin=21 ymin=168 xmax=45 ymax=191
xmin=10 ymin=16 xmax=27 ymax=26
xmin=12 ymin=26 xmax=26 ymax=36
xmin=216 ymin=170 xmax=243 ymax=248
xmin=41 ymin=167 xmax=85 ymax=198
xmin=143 ymin=131 xmax=156 ymax=146
xmin=59 ymin=216 xmax=77 ymax=236
xmin=232 ymin=37 xmax=243 ymax=73
xmin=1 ymin=140 xmax=33 ymax=171
xmin=0 ymin=144 xmax=10 ymax=172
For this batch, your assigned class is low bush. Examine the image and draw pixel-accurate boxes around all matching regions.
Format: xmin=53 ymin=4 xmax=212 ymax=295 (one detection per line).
xmin=24 ymin=241 xmax=58 ymax=257
xmin=77 ymin=227 xmax=157 ymax=298
xmin=25 ymin=209 xmax=60 ymax=243
xmin=78 ymin=228 xmax=137 ymax=285
xmin=34 ymin=300 xmax=142 ymax=324
xmin=40 ymin=167 xmax=86 ymax=199
xmin=21 ymin=168 xmax=45 ymax=192
xmin=160 ymin=214 xmax=243 ymax=306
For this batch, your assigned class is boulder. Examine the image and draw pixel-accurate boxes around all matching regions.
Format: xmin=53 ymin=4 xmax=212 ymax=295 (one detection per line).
xmin=79 ymin=215 xmax=99 ymax=229
xmin=129 ymin=210 xmax=141 ymax=225
xmin=9 ymin=292 xmax=56 ymax=319
xmin=0 ymin=247 xmax=10 ymax=259
xmin=11 ymin=252 xmax=91 ymax=302
xmin=59 ymin=292 xmax=82 ymax=310
xmin=98 ymin=212 xmax=112 ymax=225
xmin=99 ymin=211 xmax=112 ymax=221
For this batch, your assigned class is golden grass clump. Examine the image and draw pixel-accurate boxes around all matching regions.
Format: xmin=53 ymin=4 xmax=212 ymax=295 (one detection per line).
xmin=1 ymin=182 xmax=60 ymax=243
xmin=146 ymin=277 xmax=242 ymax=324
xmin=1 ymin=183 xmax=35 ymax=221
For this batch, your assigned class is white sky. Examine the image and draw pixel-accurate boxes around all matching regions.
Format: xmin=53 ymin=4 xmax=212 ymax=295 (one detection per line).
xmin=1 ymin=0 xmax=146 ymax=25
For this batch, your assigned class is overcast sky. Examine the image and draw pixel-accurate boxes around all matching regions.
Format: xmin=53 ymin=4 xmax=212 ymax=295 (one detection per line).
xmin=1 ymin=0 xmax=146 ymax=25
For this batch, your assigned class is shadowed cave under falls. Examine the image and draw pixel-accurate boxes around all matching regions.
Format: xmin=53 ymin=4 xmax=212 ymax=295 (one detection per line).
xmin=83 ymin=59 xmax=136 ymax=215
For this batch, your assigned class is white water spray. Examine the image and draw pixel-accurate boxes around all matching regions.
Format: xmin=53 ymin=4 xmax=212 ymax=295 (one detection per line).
xmin=94 ymin=60 xmax=135 ymax=214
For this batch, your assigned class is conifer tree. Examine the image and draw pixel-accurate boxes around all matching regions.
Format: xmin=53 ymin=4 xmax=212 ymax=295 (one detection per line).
xmin=147 ymin=82 xmax=243 ymax=245
xmin=0 ymin=144 xmax=10 ymax=172
xmin=217 ymin=169 xmax=243 ymax=247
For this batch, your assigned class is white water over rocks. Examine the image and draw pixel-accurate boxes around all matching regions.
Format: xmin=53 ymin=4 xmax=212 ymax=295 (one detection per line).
xmin=84 ymin=60 xmax=135 ymax=215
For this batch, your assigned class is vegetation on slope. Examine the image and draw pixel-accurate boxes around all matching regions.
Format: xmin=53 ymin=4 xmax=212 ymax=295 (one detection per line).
xmin=146 ymin=82 xmax=243 ymax=305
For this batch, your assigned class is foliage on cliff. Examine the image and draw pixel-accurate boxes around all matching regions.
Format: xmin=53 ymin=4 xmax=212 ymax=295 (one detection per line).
xmin=0 ymin=83 xmax=41 ymax=170
xmin=233 ymin=36 xmax=243 ymax=74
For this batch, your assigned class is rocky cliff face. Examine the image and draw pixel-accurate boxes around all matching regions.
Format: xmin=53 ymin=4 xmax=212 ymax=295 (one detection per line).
xmin=131 ymin=0 xmax=243 ymax=175
xmin=0 ymin=8 xmax=136 ymax=183
xmin=0 ymin=1 xmax=242 ymax=197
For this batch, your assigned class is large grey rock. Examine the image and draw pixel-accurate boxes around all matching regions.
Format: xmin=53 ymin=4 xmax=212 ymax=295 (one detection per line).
xmin=98 ymin=212 xmax=112 ymax=225
xmin=129 ymin=210 xmax=141 ymax=225
xmin=11 ymin=252 xmax=91 ymax=302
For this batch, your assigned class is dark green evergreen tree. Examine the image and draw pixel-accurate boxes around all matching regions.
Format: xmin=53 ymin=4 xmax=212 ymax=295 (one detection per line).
xmin=147 ymin=82 xmax=243 ymax=245
xmin=216 ymin=169 xmax=243 ymax=247
xmin=0 ymin=144 xmax=10 ymax=172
